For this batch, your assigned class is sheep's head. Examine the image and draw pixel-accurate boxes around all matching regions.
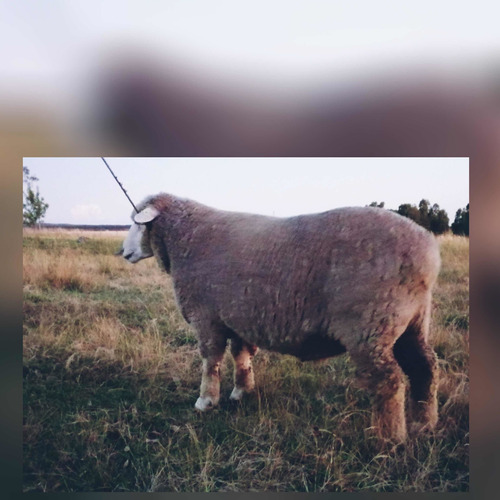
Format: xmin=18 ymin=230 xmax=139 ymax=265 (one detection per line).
xmin=120 ymin=205 xmax=159 ymax=263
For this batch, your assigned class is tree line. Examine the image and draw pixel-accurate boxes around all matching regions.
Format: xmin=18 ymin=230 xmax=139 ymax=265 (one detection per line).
xmin=368 ymin=199 xmax=469 ymax=236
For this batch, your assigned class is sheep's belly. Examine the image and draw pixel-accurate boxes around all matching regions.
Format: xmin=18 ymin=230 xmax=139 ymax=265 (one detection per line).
xmin=269 ymin=333 xmax=347 ymax=362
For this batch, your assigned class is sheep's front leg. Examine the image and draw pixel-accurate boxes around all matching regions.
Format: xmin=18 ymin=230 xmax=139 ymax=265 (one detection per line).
xmin=195 ymin=357 xmax=223 ymax=411
xmin=229 ymin=337 xmax=258 ymax=401
xmin=195 ymin=330 xmax=227 ymax=412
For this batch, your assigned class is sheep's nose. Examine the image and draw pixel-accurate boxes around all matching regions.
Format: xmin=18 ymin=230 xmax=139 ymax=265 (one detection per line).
xmin=123 ymin=252 xmax=134 ymax=260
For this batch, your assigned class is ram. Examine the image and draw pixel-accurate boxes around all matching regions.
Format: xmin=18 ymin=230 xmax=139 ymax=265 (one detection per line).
xmin=120 ymin=193 xmax=441 ymax=442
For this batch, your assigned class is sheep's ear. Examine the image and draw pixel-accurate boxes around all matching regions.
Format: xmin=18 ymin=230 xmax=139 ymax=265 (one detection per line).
xmin=134 ymin=206 xmax=160 ymax=224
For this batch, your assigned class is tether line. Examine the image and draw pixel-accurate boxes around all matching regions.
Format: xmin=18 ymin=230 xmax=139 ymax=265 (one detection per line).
xmin=101 ymin=157 xmax=138 ymax=213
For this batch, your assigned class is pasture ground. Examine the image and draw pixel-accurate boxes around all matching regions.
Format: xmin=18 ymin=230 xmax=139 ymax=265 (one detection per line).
xmin=22 ymin=229 xmax=469 ymax=492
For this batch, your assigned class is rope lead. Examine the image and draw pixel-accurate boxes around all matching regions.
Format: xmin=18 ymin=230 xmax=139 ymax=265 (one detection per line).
xmin=101 ymin=157 xmax=138 ymax=213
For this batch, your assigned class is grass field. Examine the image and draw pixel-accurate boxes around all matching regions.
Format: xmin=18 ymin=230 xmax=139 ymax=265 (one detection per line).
xmin=22 ymin=228 xmax=469 ymax=492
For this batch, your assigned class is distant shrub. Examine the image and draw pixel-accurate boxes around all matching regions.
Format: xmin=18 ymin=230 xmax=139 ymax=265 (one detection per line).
xmin=23 ymin=167 xmax=49 ymax=227
xmin=451 ymin=204 xmax=469 ymax=236
xmin=396 ymin=199 xmax=450 ymax=235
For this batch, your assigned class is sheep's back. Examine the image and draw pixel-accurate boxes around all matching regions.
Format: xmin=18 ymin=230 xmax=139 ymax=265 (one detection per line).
xmin=170 ymin=206 xmax=440 ymax=350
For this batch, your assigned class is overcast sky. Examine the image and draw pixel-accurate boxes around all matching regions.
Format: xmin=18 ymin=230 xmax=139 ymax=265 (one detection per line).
xmin=23 ymin=157 xmax=469 ymax=225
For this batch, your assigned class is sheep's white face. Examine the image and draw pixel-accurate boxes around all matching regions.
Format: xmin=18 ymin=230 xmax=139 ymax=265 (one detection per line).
xmin=121 ymin=223 xmax=153 ymax=263
xmin=120 ymin=205 xmax=159 ymax=263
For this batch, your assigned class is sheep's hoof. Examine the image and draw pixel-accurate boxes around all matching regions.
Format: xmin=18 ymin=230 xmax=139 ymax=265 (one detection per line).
xmin=229 ymin=387 xmax=245 ymax=401
xmin=195 ymin=396 xmax=217 ymax=412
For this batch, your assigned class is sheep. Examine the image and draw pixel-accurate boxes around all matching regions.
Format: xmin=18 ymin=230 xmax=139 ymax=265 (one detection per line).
xmin=120 ymin=192 xmax=441 ymax=442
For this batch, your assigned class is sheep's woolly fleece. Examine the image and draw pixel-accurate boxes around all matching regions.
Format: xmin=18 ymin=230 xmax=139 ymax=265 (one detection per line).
xmin=123 ymin=192 xmax=441 ymax=442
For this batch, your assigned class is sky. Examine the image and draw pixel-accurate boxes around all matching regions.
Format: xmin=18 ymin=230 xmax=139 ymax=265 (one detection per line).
xmin=23 ymin=158 xmax=469 ymax=226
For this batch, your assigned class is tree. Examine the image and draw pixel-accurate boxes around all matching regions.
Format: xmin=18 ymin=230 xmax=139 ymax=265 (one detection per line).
xmin=367 ymin=201 xmax=385 ymax=208
xmin=397 ymin=203 xmax=421 ymax=225
xmin=429 ymin=203 xmax=449 ymax=235
xmin=418 ymin=199 xmax=431 ymax=230
xmin=451 ymin=203 xmax=469 ymax=236
xmin=396 ymin=199 xmax=450 ymax=234
xmin=23 ymin=166 xmax=49 ymax=227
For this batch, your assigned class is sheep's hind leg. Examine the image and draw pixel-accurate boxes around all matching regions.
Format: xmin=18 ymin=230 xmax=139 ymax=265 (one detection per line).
xmin=195 ymin=331 xmax=227 ymax=412
xmin=350 ymin=344 xmax=407 ymax=443
xmin=393 ymin=316 xmax=438 ymax=434
xmin=229 ymin=336 xmax=258 ymax=401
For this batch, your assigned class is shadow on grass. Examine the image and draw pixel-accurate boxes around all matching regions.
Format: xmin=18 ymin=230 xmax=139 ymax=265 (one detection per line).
xmin=23 ymin=355 xmax=199 ymax=492
xmin=23 ymin=352 xmax=468 ymax=492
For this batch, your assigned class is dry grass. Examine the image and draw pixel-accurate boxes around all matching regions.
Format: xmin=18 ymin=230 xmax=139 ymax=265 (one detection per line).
xmin=22 ymin=227 xmax=129 ymax=239
xmin=23 ymin=229 xmax=469 ymax=492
